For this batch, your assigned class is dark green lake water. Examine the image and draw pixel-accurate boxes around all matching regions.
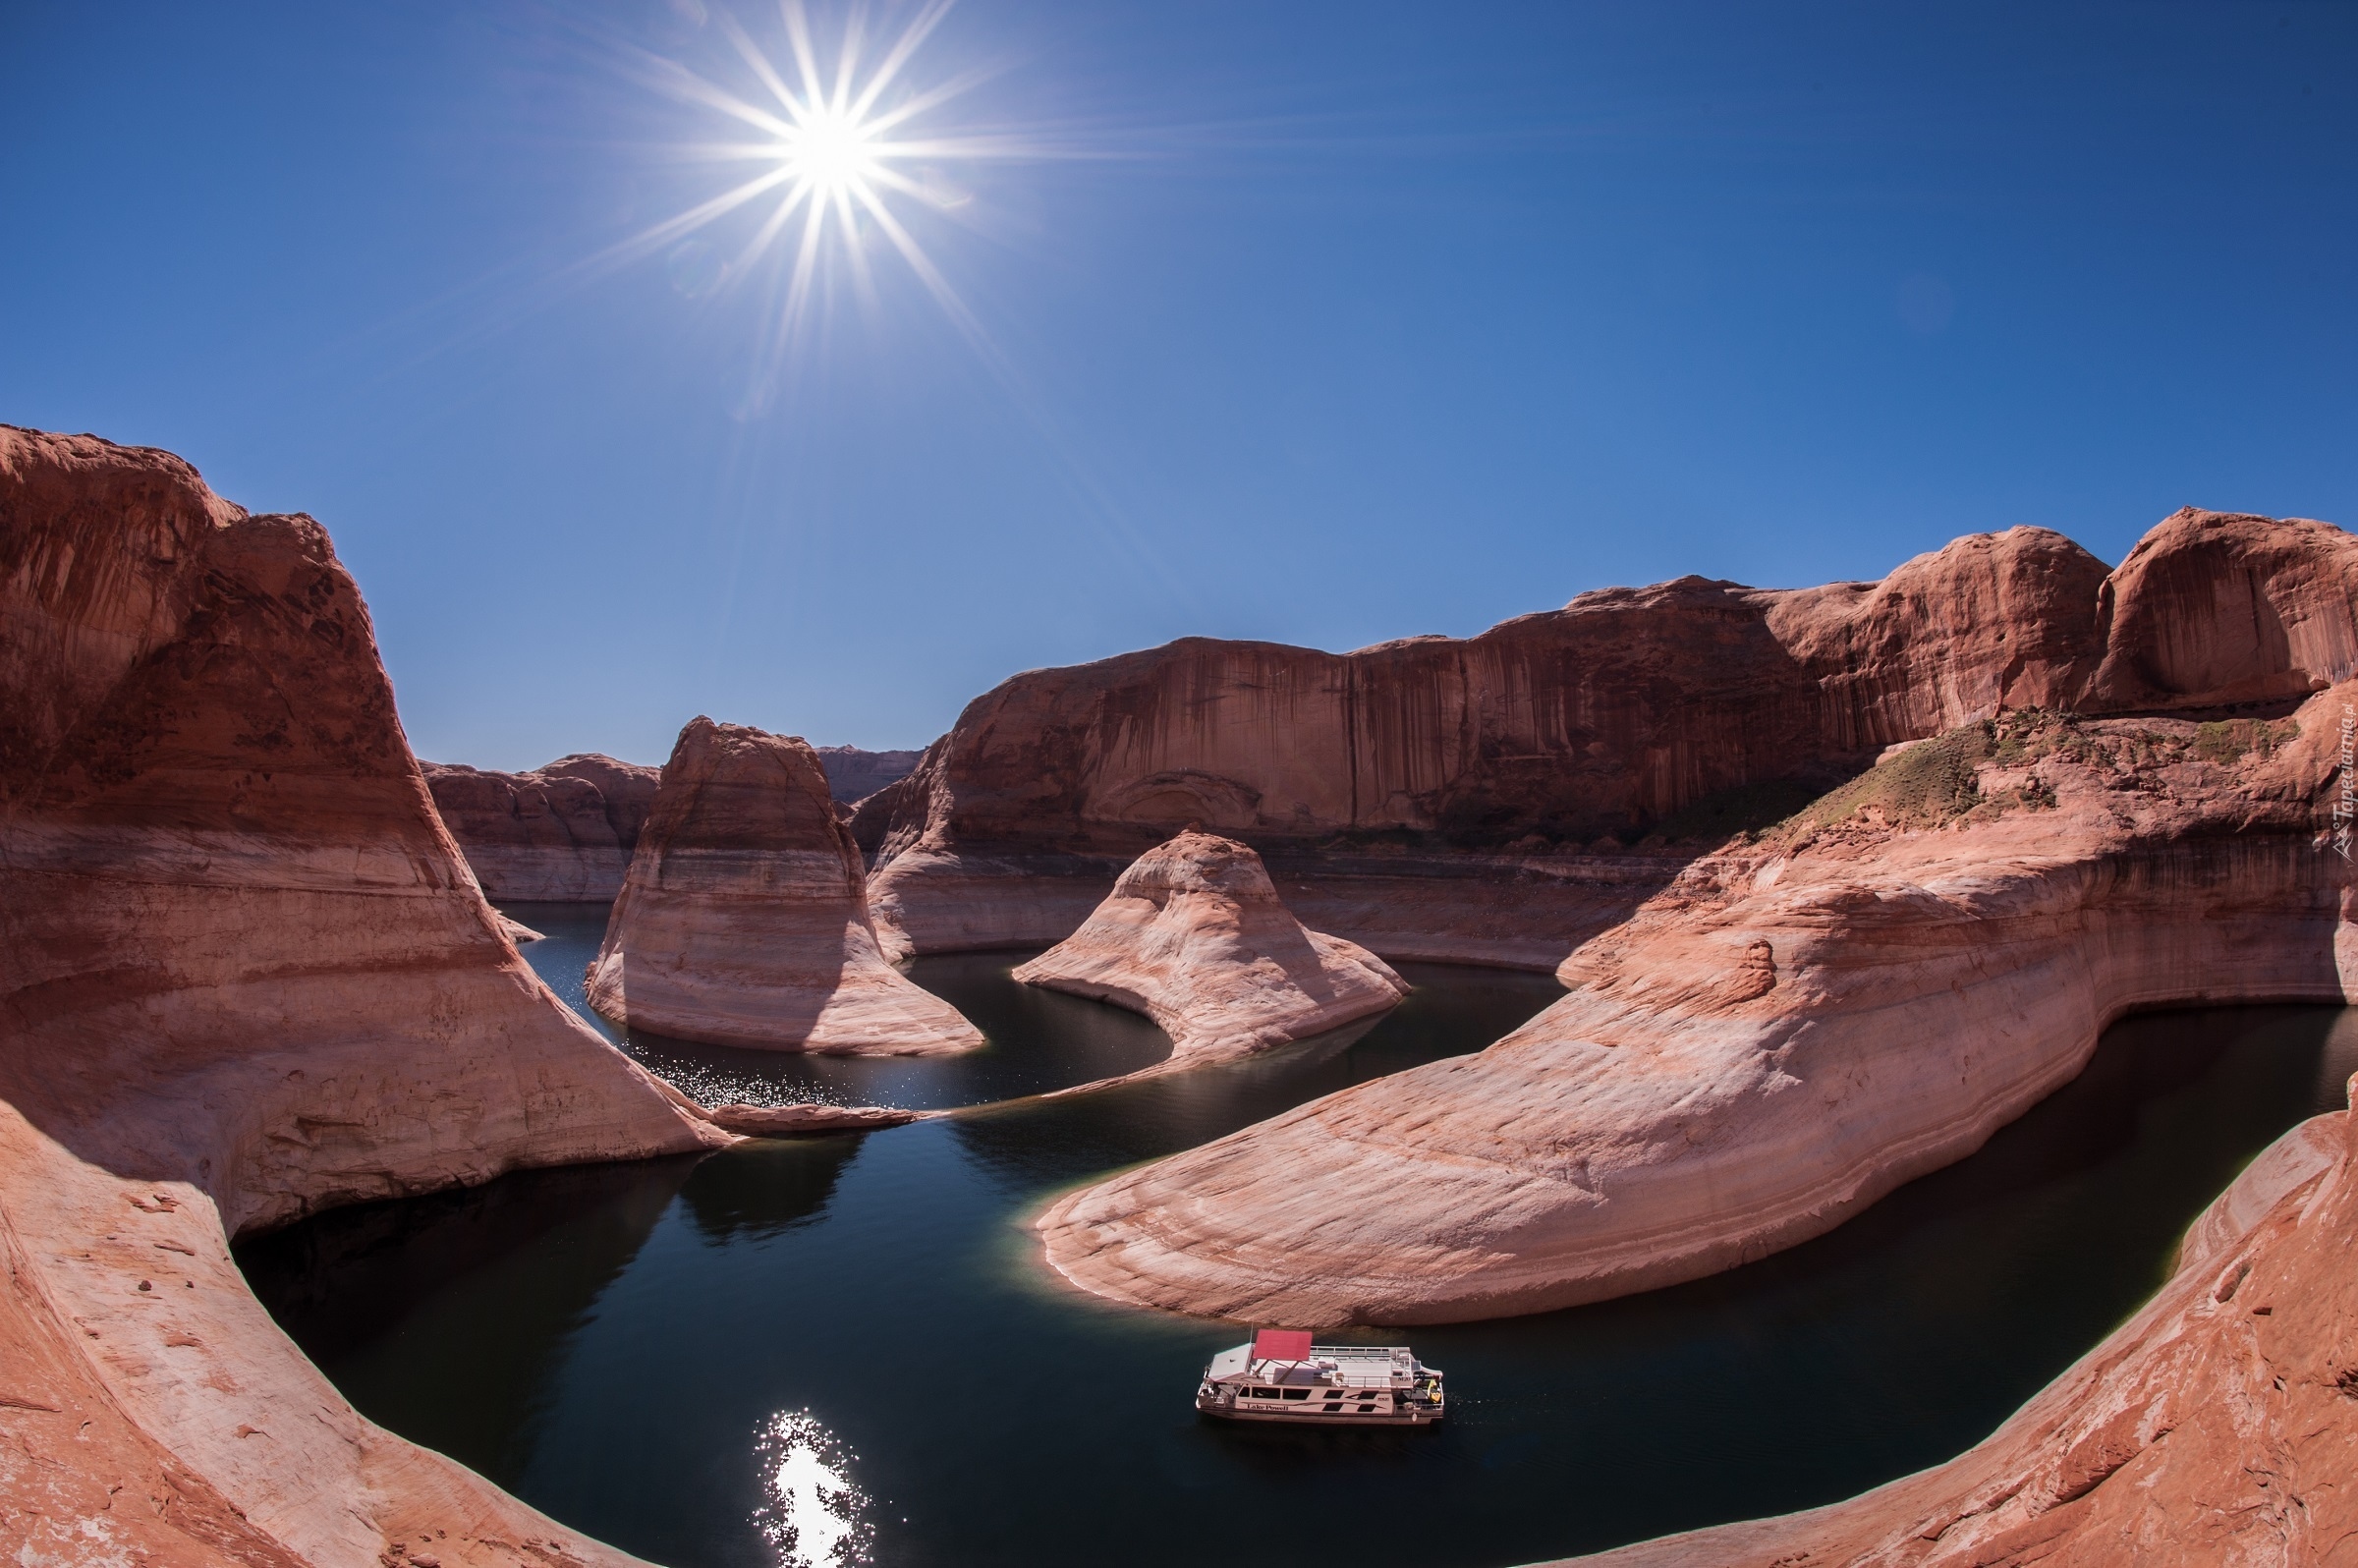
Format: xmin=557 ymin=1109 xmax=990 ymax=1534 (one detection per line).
xmin=239 ymin=904 xmax=2358 ymax=1568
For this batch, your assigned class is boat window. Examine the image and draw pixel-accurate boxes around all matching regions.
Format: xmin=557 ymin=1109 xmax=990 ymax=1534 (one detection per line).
xmin=1281 ymin=1389 xmax=1310 ymax=1401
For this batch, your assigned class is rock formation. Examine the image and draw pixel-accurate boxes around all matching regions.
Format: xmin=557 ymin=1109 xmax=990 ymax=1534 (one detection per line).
xmin=422 ymin=754 xmax=659 ymax=902
xmin=702 ymin=1102 xmax=928 ymax=1135
xmin=0 ymin=427 xmax=730 ymax=1568
xmin=812 ymin=743 xmax=924 ymax=804
xmin=1012 ymin=831 xmax=1408 ymax=1070
xmin=1561 ymin=1096 xmax=2357 ymax=1566
xmin=586 ymin=718 xmax=984 ymax=1055
xmin=854 ymin=526 xmax=2128 ymax=964
xmin=1040 ymin=689 xmax=2347 ymax=1322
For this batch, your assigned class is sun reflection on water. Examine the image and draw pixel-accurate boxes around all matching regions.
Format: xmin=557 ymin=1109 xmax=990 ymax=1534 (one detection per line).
xmin=753 ymin=1410 xmax=874 ymax=1568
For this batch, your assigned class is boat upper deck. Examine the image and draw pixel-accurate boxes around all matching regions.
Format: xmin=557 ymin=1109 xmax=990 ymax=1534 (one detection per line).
xmin=1204 ymin=1343 xmax=1432 ymax=1388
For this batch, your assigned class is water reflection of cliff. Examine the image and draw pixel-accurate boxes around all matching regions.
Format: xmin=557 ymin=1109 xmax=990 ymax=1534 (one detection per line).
xmin=948 ymin=964 xmax=1563 ymax=1193
xmin=676 ymin=1134 xmax=867 ymax=1244
xmin=238 ymin=1154 xmax=703 ymax=1487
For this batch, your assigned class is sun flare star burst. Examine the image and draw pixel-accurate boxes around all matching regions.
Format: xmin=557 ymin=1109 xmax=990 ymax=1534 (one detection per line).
xmin=619 ymin=0 xmax=1024 ymax=396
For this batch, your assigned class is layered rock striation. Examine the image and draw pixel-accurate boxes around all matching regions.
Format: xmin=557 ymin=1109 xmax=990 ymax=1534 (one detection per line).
xmin=423 ymin=754 xmax=659 ymax=902
xmin=860 ymin=512 xmax=2349 ymax=973
xmin=1040 ymin=691 xmax=2348 ymax=1322
xmin=1013 ymin=831 xmax=1407 ymax=1070
xmin=587 ymin=718 xmax=983 ymax=1055
xmin=0 ymin=427 xmax=727 ymax=1568
xmin=855 ymin=525 xmax=2133 ymax=962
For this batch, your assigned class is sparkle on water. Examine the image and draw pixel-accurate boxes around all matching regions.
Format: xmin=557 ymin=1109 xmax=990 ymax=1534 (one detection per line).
xmin=753 ymin=1411 xmax=872 ymax=1568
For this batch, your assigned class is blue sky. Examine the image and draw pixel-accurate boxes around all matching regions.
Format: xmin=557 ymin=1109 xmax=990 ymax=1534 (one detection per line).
xmin=4 ymin=2 xmax=2352 ymax=768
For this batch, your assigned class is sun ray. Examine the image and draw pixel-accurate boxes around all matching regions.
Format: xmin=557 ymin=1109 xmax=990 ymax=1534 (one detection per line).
xmin=828 ymin=6 xmax=865 ymax=116
xmin=847 ymin=0 xmax=957 ymax=121
xmin=780 ymin=0 xmax=829 ymax=115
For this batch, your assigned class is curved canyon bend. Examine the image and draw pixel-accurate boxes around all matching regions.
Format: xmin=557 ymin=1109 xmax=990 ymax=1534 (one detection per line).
xmin=7 ymin=428 xmax=2356 ymax=1568
xmin=245 ymin=932 xmax=2358 ymax=1568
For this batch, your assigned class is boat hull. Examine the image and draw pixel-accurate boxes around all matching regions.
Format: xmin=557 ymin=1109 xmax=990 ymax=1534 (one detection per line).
xmin=1195 ymin=1401 xmax=1442 ymax=1427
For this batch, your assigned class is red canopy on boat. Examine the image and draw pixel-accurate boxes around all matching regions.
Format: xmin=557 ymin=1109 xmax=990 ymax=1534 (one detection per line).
xmin=1251 ymin=1328 xmax=1314 ymax=1363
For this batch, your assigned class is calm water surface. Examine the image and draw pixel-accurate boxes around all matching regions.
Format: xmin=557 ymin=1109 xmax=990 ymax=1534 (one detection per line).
xmin=241 ymin=907 xmax=2358 ymax=1568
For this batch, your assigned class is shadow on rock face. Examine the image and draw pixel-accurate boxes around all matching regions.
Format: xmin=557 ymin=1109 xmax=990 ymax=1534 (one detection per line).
xmin=238 ymin=1153 xmax=702 ymax=1483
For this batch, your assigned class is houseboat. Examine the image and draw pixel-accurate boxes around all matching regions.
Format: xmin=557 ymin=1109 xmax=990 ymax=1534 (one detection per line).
xmin=1195 ymin=1329 xmax=1445 ymax=1426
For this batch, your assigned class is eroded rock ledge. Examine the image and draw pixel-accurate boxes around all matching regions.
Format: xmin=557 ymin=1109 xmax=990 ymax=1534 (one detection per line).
xmin=1013 ymin=831 xmax=1407 ymax=1071
xmin=587 ymin=717 xmax=983 ymax=1055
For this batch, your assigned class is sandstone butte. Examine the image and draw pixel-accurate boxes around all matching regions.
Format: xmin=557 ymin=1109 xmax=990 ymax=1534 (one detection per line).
xmin=0 ymin=426 xmax=742 ymax=1568
xmin=426 ymin=745 xmax=919 ymax=907
xmin=585 ymin=716 xmax=984 ymax=1055
xmin=1012 ymin=830 xmax=1409 ymax=1072
xmin=421 ymin=754 xmax=658 ymax=902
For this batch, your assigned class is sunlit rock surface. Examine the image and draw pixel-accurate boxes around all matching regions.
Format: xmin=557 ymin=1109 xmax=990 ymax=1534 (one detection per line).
xmin=856 ymin=525 xmax=2123 ymax=967
xmin=0 ymin=427 xmax=721 ymax=1568
xmin=1013 ymin=831 xmax=1407 ymax=1070
xmin=587 ymin=717 xmax=983 ymax=1055
xmin=423 ymin=753 xmax=658 ymax=902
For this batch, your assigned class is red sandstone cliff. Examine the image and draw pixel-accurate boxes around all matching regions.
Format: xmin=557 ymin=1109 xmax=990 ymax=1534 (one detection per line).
xmin=1013 ymin=831 xmax=1406 ymax=1068
xmin=423 ymin=753 xmax=659 ymax=902
xmin=0 ymin=428 xmax=726 ymax=1568
xmin=856 ymin=526 xmax=2129 ymax=962
xmin=587 ymin=718 xmax=983 ymax=1054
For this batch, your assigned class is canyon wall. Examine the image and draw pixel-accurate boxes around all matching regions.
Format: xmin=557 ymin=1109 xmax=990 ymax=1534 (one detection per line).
xmin=854 ymin=525 xmax=2135 ymax=964
xmin=427 ymin=747 xmax=921 ymax=905
xmin=587 ymin=718 xmax=983 ymax=1054
xmin=0 ymin=428 xmax=727 ymax=1568
xmin=422 ymin=754 xmax=658 ymax=902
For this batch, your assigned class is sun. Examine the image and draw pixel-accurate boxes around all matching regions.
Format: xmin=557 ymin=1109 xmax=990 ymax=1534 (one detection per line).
xmin=782 ymin=106 xmax=881 ymax=196
xmin=610 ymin=0 xmax=1030 ymax=395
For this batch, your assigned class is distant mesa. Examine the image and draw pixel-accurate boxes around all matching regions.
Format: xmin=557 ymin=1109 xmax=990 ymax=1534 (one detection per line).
xmin=586 ymin=717 xmax=984 ymax=1055
xmin=1014 ymin=830 xmax=1407 ymax=1071
xmin=426 ymin=745 xmax=921 ymax=904
xmin=813 ymin=743 xmax=925 ymax=805
xmin=423 ymin=753 xmax=659 ymax=902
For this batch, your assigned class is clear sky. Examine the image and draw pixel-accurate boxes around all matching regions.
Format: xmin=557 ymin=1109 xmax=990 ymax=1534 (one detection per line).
xmin=4 ymin=3 xmax=2352 ymax=769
